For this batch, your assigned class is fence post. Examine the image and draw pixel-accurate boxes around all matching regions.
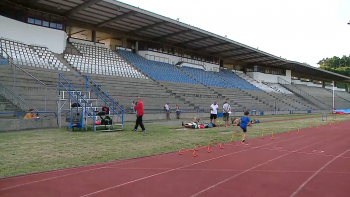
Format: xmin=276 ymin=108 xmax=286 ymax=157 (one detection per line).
xmin=13 ymin=61 xmax=16 ymax=93
xmin=45 ymin=86 xmax=47 ymax=111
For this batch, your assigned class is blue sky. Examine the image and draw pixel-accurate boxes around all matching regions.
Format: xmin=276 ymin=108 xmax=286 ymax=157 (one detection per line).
xmin=120 ymin=0 xmax=350 ymax=67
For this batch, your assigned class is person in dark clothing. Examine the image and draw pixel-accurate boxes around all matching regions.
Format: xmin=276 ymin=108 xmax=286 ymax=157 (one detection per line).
xmin=132 ymin=97 xmax=146 ymax=132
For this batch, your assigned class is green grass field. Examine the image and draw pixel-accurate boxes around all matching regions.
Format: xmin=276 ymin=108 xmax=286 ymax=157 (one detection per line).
xmin=0 ymin=113 xmax=348 ymax=178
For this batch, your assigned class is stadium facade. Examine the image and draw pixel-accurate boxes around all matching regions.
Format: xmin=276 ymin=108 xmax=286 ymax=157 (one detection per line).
xmin=0 ymin=0 xmax=349 ymax=130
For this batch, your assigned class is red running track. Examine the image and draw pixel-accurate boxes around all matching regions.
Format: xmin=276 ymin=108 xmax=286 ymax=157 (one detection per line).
xmin=1 ymin=121 xmax=350 ymax=197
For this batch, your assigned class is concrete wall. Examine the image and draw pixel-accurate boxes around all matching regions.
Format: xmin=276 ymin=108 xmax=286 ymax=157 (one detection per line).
xmin=0 ymin=118 xmax=57 ymax=132
xmin=99 ymin=38 xmax=123 ymax=50
xmin=325 ymin=86 xmax=346 ymax=92
xmin=68 ymin=37 xmax=105 ymax=47
xmin=247 ymin=70 xmax=291 ymax=83
xmin=0 ymin=16 xmax=67 ymax=54
xmin=1 ymin=109 xmax=325 ymax=131
xmin=138 ymin=50 xmax=219 ymax=71
xmin=181 ymin=63 xmax=205 ymax=70
xmin=138 ymin=50 xmax=181 ymax=65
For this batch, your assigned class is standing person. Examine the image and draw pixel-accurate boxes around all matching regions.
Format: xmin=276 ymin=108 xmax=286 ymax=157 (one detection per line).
xmin=209 ymin=101 xmax=219 ymax=124
xmin=240 ymin=111 xmax=251 ymax=143
xmin=132 ymin=97 xmax=146 ymax=132
xmin=223 ymin=101 xmax=231 ymax=127
xmin=164 ymin=102 xmax=170 ymax=120
xmin=175 ymin=104 xmax=181 ymax=119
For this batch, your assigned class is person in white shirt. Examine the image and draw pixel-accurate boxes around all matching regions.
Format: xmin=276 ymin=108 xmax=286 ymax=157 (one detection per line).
xmin=209 ymin=101 xmax=219 ymax=124
xmin=222 ymin=101 xmax=231 ymax=127
xmin=164 ymin=102 xmax=170 ymax=120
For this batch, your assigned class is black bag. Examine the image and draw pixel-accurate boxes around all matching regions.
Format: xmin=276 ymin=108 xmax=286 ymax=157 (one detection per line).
xmin=71 ymin=103 xmax=81 ymax=108
xmin=101 ymin=116 xmax=112 ymax=125
xmin=97 ymin=111 xmax=106 ymax=116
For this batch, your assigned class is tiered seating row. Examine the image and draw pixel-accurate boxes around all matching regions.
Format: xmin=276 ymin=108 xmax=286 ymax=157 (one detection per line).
xmin=0 ymin=38 xmax=68 ymax=71
xmin=65 ymin=42 xmax=145 ymax=78
xmin=294 ymin=85 xmax=349 ymax=109
xmin=180 ymin=66 xmax=236 ymax=88
xmin=117 ymin=49 xmax=199 ymax=84
xmin=234 ymin=72 xmax=277 ymax=92
xmin=216 ymin=70 xmax=262 ymax=91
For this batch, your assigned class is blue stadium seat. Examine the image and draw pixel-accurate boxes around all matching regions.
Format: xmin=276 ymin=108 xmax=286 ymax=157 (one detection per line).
xmin=117 ymin=50 xmax=200 ymax=84
xmin=0 ymin=57 xmax=8 ymax=65
xmin=180 ymin=66 xmax=236 ymax=88
xmin=215 ymin=70 xmax=262 ymax=91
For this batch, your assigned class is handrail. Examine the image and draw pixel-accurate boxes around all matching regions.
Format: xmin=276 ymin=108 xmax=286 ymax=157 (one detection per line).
xmin=85 ymin=82 xmax=123 ymax=119
xmin=0 ymin=44 xmax=57 ymax=111
xmin=145 ymin=54 xmax=170 ymax=64
xmin=58 ymin=74 xmax=96 ymax=119
xmin=0 ymin=82 xmax=38 ymax=111
xmin=278 ymin=77 xmax=330 ymax=108
xmin=85 ymin=75 xmax=124 ymax=111
xmin=0 ymin=111 xmax=57 ymax=119
xmin=324 ymin=88 xmax=350 ymax=102
xmin=0 ymin=46 xmax=46 ymax=86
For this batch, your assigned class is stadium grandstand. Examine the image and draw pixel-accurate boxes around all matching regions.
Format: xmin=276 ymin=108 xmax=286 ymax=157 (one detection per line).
xmin=0 ymin=0 xmax=350 ymax=131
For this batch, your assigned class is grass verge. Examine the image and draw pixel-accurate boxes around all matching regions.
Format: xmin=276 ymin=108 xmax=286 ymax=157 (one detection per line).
xmin=0 ymin=113 xmax=348 ymax=178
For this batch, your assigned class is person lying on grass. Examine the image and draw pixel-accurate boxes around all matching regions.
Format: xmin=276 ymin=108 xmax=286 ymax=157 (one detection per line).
xmin=231 ymin=117 xmax=240 ymax=126
xmin=182 ymin=121 xmax=217 ymax=129
xmin=251 ymin=119 xmax=260 ymax=124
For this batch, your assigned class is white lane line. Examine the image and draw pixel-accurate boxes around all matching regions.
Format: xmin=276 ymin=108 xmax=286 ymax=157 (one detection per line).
xmin=290 ymin=148 xmax=350 ymax=197
xmin=190 ymin=133 xmax=345 ymax=197
xmin=80 ymin=132 xmax=333 ymax=197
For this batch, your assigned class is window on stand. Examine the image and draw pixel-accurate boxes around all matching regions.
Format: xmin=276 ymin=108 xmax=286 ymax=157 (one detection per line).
xmin=0 ymin=0 xmax=66 ymax=31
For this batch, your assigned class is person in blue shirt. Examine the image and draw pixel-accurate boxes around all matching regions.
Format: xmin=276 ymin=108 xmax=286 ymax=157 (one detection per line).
xmin=240 ymin=111 xmax=251 ymax=143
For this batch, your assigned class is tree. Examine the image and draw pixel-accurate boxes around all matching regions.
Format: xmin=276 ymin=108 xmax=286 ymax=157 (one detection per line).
xmin=318 ymin=55 xmax=350 ymax=76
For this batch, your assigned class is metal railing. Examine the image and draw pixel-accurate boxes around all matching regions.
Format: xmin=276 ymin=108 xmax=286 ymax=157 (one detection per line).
xmin=178 ymin=57 xmax=207 ymax=70
xmin=0 ymin=82 xmax=38 ymax=111
xmin=58 ymin=74 xmax=96 ymax=130
xmin=278 ymin=77 xmax=331 ymax=109
xmin=64 ymin=46 xmax=82 ymax=56
xmin=145 ymin=54 xmax=170 ymax=64
xmin=0 ymin=45 xmax=57 ymax=111
xmin=0 ymin=111 xmax=57 ymax=119
xmin=85 ymin=75 xmax=124 ymax=129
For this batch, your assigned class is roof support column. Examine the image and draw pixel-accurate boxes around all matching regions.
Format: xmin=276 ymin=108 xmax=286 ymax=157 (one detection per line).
xmin=135 ymin=41 xmax=139 ymax=54
xmin=91 ymin=30 xmax=96 ymax=44
xmin=322 ymin=81 xmax=325 ymax=88
xmin=122 ymin=38 xmax=127 ymax=48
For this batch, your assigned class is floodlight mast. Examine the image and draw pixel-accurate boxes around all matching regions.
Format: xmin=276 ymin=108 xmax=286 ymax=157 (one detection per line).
xmin=333 ymin=81 xmax=335 ymax=111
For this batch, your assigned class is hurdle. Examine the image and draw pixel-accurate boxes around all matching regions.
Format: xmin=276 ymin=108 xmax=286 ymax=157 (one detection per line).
xmin=322 ymin=112 xmax=328 ymax=121
xmin=332 ymin=119 xmax=340 ymax=124
xmin=179 ymin=144 xmax=211 ymax=157
xmin=193 ymin=144 xmax=211 ymax=153
xmin=310 ymin=121 xmax=319 ymax=129
xmin=261 ymin=130 xmax=274 ymax=140
xmin=179 ymin=148 xmax=198 ymax=157
xmin=322 ymin=120 xmax=332 ymax=125
xmin=207 ymin=142 xmax=224 ymax=152
xmin=230 ymin=133 xmax=244 ymax=144
xmin=288 ymin=127 xmax=299 ymax=135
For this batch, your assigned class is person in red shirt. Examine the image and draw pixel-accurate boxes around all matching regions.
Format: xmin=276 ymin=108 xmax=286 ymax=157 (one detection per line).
xmin=132 ymin=97 xmax=146 ymax=132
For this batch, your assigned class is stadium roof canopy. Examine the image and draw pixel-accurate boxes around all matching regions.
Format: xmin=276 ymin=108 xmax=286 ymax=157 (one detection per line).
xmin=31 ymin=0 xmax=350 ymax=81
